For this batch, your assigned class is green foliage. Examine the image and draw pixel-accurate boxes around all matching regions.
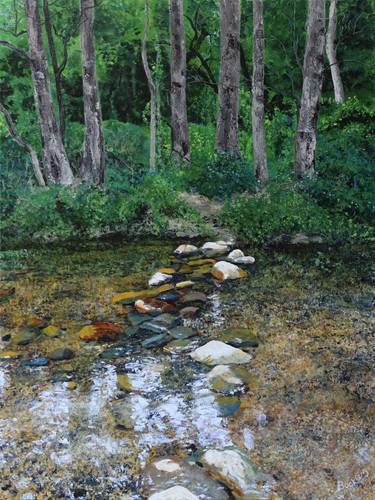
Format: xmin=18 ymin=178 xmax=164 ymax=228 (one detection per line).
xmin=221 ymin=185 xmax=333 ymax=245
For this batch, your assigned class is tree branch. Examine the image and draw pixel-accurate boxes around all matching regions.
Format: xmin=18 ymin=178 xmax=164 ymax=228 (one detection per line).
xmin=0 ymin=40 xmax=31 ymax=63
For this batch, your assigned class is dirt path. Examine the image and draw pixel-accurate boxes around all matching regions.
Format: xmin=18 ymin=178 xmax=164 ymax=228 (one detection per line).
xmin=180 ymin=192 xmax=235 ymax=241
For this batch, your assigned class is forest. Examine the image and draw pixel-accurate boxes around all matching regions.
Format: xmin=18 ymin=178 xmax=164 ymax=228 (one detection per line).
xmin=0 ymin=0 xmax=374 ymax=248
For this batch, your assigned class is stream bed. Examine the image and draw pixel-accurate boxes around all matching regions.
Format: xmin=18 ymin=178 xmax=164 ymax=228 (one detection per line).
xmin=0 ymin=240 xmax=374 ymax=499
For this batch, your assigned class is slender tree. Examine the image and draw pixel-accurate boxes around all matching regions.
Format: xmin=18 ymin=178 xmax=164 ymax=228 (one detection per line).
xmin=141 ymin=0 xmax=157 ymax=170
xmin=294 ymin=0 xmax=325 ymax=178
xmin=252 ymin=0 xmax=268 ymax=183
xmin=24 ymin=0 xmax=74 ymax=185
xmin=80 ymin=0 xmax=105 ymax=186
xmin=43 ymin=0 xmax=68 ymax=141
xmin=0 ymin=101 xmax=45 ymax=186
xmin=326 ymin=0 xmax=345 ymax=103
xmin=215 ymin=0 xmax=241 ymax=156
xmin=170 ymin=0 xmax=189 ymax=163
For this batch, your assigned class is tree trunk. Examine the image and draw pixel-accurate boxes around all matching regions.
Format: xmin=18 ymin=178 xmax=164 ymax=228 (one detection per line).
xmin=326 ymin=0 xmax=345 ymax=104
xmin=0 ymin=102 xmax=46 ymax=186
xmin=141 ymin=0 xmax=157 ymax=170
xmin=24 ymin=0 xmax=73 ymax=185
xmin=43 ymin=0 xmax=66 ymax=142
xmin=252 ymin=0 xmax=268 ymax=184
xmin=170 ymin=0 xmax=190 ymax=163
xmin=294 ymin=0 xmax=325 ymax=179
xmin=80 ymin=0 xmax=105 ymax=186
xmin=215 ymin=0 xmax=241 ymax=157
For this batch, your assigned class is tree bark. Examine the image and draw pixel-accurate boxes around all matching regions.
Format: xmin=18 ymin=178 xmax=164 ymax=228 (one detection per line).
xmin=170 ymin=0 xmax=189 ymax=163
xmin=294 ymin=0 xmax=325 ymax=179
xmin=252 ymin=0 xmax=268 ymax=184
xmin=0 ymin=102 xmax=46 ymax=186
xmin=326 ymin=0 xmax=345 ymax=104
xmin=141 ymin=0 xmax=157 ymax=170
xmin=43 ymin=0 xmax=66 ymax=141
xmin=24 ymin=0 xmax=73 ymax=185
xmin=215 ymin=0 xmax=241 ymax=157
xmin=80 ymin=0 xmax=105 ymax=186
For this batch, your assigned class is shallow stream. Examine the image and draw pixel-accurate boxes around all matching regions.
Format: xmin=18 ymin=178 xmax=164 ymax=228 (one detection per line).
xmin=0 ymin=241 xmax=374 ymax=499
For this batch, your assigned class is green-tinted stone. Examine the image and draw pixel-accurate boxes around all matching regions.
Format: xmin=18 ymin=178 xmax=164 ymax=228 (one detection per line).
xmin=215 ymin=395 xmax=241 ymax=417
xmin=142 ymin=333 xmax=170 ymax=349
xmin=169 ymin=326 xmax=196 ymax=340
xmin=128 ymin=311 xmax=153 ymax=326
xmin=218 ymin=328 xmax=259 ymax=348
xmin=163 ymin=339 xmax=192 ymax=354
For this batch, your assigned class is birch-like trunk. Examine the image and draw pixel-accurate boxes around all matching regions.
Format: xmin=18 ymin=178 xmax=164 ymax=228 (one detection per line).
xmin=43 ymin=0 xmax=66 ymax=142
xmin=141 ymin=0 xmax=157 ymax=170
xmin=215 ymin=0 xmax=241 ymax=157
xmin=170 ymin=0 xmax=190 ymax=163
xmin=294 ymin=0 xmax=325 ymax=178
xmin=80 ymin=0 xmax=105 ymax=186
xmin=0 ymin=102 xmax=46 ymax=186
xmin=24 ymin=0 xmax=73 ymax=185
xmin=326 ymin=0 xmax=345 ymax=104
xmin=252 ymin=0 xmax=268 ymax=183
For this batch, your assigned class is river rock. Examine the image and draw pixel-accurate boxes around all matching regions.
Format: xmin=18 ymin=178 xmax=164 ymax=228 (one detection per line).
xmin=12 ymin=328 xmax=38 ymax=346
xmin=112 ymin=284 xmax=174 ymax=304
xmin=215 ymin=395 xmax=241 ymax=417
xmin=207 ymin=365 xmax=246 ymax=393
xmin=156 ymin=290 xmax=181 ymax=303
xmin=190 ymin=341 xmax=251 ymax=365
xmin=100 ymin=346 xmax=132 ymax=359
xmin=218 ymin=328 xmax=259 ymax=348
xmin=149 ymin=272 xmax=173 ymax=287
xmin=169 ymin=326 xmax=196 ymax=340
xmin=49 ymin=347 xmax=75 ymax=361
xmin=128 ymin=311 xmax=154 ymax=325
xmin=142 ymin=333 xmax=171 ymax=349
xmin=42 ymin=325 xmax=61 ymax=337
xmin=175 ymin=280 xmax=195 ymax=290
xmin=117 ymin=373 xmax=132 ymax=391
xmin=149 ymin=486 xmax=198 ymax=500
xmin=22 ymin=356 xmax=49 ymax=367
xmin=180 ymin=291 xmax=207 ymax=305
xmin=110 ymin=399 xmax=134 ymax=430
xmin=187 ymin=258 xmax=216 ymax=267
xmin=201 ymin=241 xmax=232 ymax=257
xmin=199 ymin=447 xmax=268 ymax=498
xmin=212 ymin=261 xmax=246 ymax=282
xmin=79 ymin=322 xmax=123 ymax=341
xmin=180 ymin=306 xmax=199 ymax=318
xmin=0 ymin=351 xmax=22 ymax=360
xmin=151 ymin=313 xmax=180 ymax=328
xmin=163 ymin=339 xmax=193 ymax=354
xmin=227 ymin=249 xmax=255 ymax=265
xmin=135 ymin=299 xmax=162 ymax=315
xmin=145 ymin=456 xmax=228 ymax=500
xmin=174 ymin=244 xmax=199 ymax=258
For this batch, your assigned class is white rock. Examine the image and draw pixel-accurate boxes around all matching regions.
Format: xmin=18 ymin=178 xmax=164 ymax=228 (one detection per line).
xmin=212 ymin=261 xmax=245 ymax=281
xmin=207 ymin=365 xmax=244 ymax=385
xmin=153 ymin=459 xmax=181 ymax=473
xmin=148 ymin=272 xmax=173 ymax=287
xmin=200 ymin=447 xmax=260 ymax=497
xmin=135 ymin=299 xmax=161 ymax=314
xmin=190 ymin=340 xmax=251 ymax=365
xmin=174 ymin=244 xmax=199 ymax=257
xmin=201 ymin=241 xmax=230 ymax=257
xmin=227 ymin=249 xmax=255 ymax=265
xmin=149 ymin=485 xmax=199 ymax=500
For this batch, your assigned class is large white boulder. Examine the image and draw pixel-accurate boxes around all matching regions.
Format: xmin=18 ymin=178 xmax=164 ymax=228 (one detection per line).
xmin=207 ymin=365 xmax=244 ymax=385
xmin=190 ymin=340 xmax=251 ymax=365
xmin=212 ymin=261 xmax=246 ymax=281
xmin=201 ymin=241 xmax=231 ymax=257
xmin=149 ymin=486 xmax=199 ymax=500
xmin=200 ymin=447 xmax=265 ymax=497
xmin=148 ymin=272 xmax=173 ymax=287
xmin=227 ymin=249 xmax=255 ymax=265
xmin=174 ymin=244 xmax=199 ymax=257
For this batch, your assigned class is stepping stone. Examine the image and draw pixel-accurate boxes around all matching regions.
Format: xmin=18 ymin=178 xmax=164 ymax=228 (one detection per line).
xmin=190 ymin=341 xmax=251 ymax=365
xmin=22 ymin=357 xmax=49 ymax=367
xmin=175 ymin=280 xmax=194 ymax=290
xmin=187 ymin=258 xmax=216 ymax=267
xmin=199 ymin=447 xmax=271 ymax=498
xmin=149 ymin=272 xmax=174 ymax=287
xmin=169 ymin=326 xmax=196 ymax=340
xmin=180 ymin=291 xmax=207 ymax=305
xmin=180 ymin=306 xmax=199 ymax=318
xmin=212 ymin=262 xmax=246 ymax=282
xmin=218 ymin=328 xmax=259 ymax=348
xmin=174 ymin=244 xmax=199 ymax=258
xmin=100 ymin=346 xmax=132 ymax=359
xmin=151 ymin=313 xmax=180 ymax=328
xmin=163 ymin=339 xmax=193 ymax=354
xmin=112 ymin=284 xmax=174 ymax=304
xmin=79 ymin=322 xmax=123 ymax=341
xmin=49 ymin=347 xmax=75 ymax=361
xmin=142 ymin=333 xmax=170 ymax=349
xmin=201 ymin=241 xmax=231 ymax=257
xmin=128 ymin=311 xmax=154 ymax=325
xmin=227 ymin=249 xmax=255 ymax=265
xmin=156 ymin=290 xmax=180 ymax=303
